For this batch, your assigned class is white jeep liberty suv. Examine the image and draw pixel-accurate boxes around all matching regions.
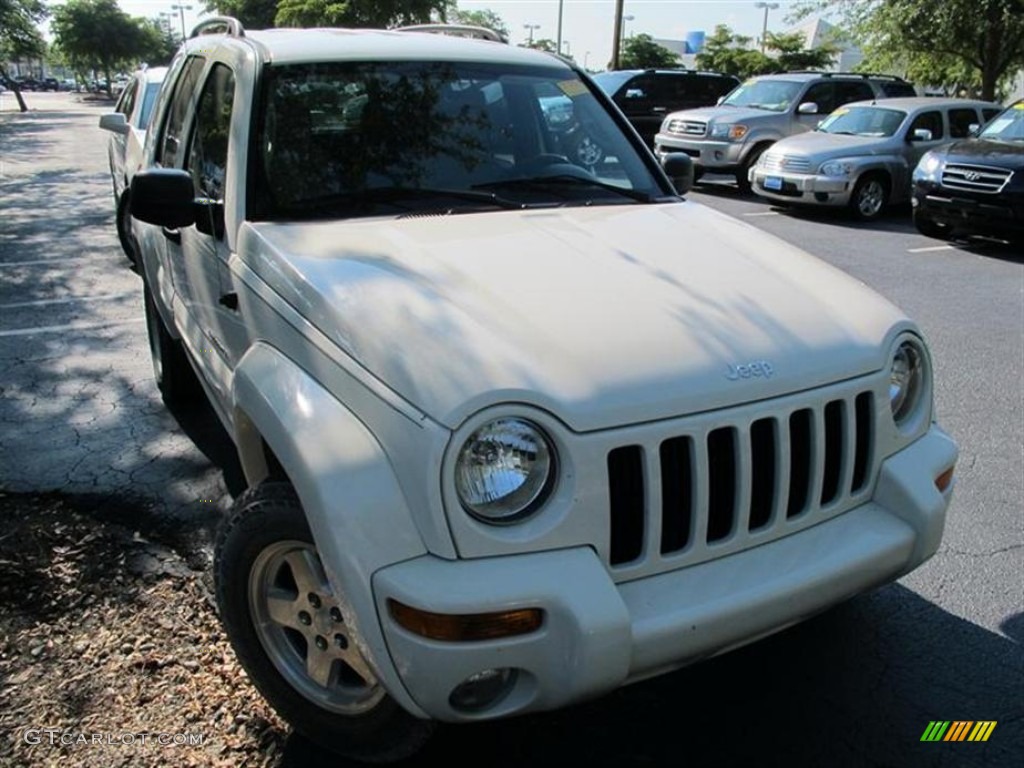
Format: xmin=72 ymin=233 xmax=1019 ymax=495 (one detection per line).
xmin=130 ymin=18 xmax=958 ymax=762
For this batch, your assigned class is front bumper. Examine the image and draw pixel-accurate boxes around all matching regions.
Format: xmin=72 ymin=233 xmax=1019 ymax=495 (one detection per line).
xmin=654 ymin=134 xmax=746 ymax=171
xmin=913 ymin=182 xmax=1024 ymax=235
xmin=749 ymin=168 xmax=852 ymax=205
xmin=373 ymin=424 xmax=956 ymax=722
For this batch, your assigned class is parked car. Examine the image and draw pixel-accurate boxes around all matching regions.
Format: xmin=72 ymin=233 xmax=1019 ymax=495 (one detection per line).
xmin=748 ymin=98 xmax=1002 ymax=219
xmin=592 ymin=68 xmax=740 ymax=147
xmin=98 ymin=67 xmax=168 ymax=262
xmin=654 ymin=71 xmax=917 ymax=190
xmin=128 ymin=18 xmax=957 ymax=762
xmin=912 ymin=99 xmax=1024 ymax=242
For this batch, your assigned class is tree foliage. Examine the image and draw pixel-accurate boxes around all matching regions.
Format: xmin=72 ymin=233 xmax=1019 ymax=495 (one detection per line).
xmin=448 ymin=7 xmax=509 ymax=39
xmin=790 ymin=0 xmax=1024 ymax=99
xmin=275 ymin=0 xmax=451 ymax=28
xmin=51 ymin=0 xmax=165 ymax=94
xmin=696 ymin=25 xmax=837 ymax=78
xmin=205 ymin=0 xmax=280 ymax=29
xmin=618 ymin=34 xmax=679 ymax=69
xmin=0 ymin=0 xmax=48 ymax=111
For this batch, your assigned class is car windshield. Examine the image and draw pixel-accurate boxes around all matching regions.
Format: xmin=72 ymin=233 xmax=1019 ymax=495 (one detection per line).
xmin=254 ymin=61 xmax=666 ymax=220
xmin=722 ymin=79 xmax=803 ymax=112
xmin=979 ymin=102 xmax=1024 ymax=142
xmin=817 ymin=106 xmax=906 ymax=137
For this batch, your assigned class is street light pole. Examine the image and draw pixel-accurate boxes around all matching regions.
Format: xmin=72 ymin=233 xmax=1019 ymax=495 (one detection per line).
xmin=611 ymin=0 xmax=625 ymax=70
xmin=556 ymin=0 xmax=564 ymax=58
xmin=170 ymin=4 xmax=192 ymax=42
xmin=754 ymin=2 xmax=779 ymax=54
xmin=523 ymin=23 xmax=540 ymax=46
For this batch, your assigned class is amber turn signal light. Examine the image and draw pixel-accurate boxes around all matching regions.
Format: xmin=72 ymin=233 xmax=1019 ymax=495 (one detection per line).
xmin=387 ymin=600 xmax=543 ymax=642
xmin=934 ymin=465 xmax=955 ymax=493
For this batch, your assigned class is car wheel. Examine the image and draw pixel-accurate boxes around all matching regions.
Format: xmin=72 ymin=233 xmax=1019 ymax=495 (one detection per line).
xmin=736 ymin=145 xmax=769 ymax=194
xmin=116 ymin=191 xmax=137 ymax=265
xmin=849 ymin=174 xmax=889 ymax=220
xmin=216 ymin=482 xmax=434 ymax=763
xmin=912 ymin=208 xmax=953 ymax=241
xmin=143 ymin=282 xmax=201 ymax=409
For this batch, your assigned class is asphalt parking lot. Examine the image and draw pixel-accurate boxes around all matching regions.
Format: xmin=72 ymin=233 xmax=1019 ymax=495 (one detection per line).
xmin=1 ymin=93 xmax=1021 ymax=767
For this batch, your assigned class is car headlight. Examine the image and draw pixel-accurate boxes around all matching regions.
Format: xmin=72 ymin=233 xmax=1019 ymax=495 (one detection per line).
xmin=820 ymin=161 xmax=853 ymax=177
xmin=709 ymin=123 xmax=748 ymax=140
xmin=914 ymin=151 xmax=942 ymax=181
xmin=455 ymin=418 xmax=556 ymax=524
xmin=889 ymin=341 xmax=925 ymax=425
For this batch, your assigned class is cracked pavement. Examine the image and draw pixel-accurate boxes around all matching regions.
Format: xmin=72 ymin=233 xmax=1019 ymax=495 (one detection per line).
xmin=1 ymin=94 xmax=1020 ymax=766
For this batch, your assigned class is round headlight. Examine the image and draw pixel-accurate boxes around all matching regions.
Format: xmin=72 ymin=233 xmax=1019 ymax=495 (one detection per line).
xmin=455 ymin=419 xmax=555 ymax=524
xmin=889 ymin=342 xmax=924 ymax=423
xmin=820 ymin=161 xmax=852 ymax=177
xmin=919 ymin=152 xmax=942 ymax=174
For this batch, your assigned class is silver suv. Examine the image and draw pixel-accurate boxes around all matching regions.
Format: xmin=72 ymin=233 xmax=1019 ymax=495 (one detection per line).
xmin=654 ymin=71 xmax=916 ymax=190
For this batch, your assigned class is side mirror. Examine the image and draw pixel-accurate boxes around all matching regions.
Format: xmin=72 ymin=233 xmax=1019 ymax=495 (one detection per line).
xmin=968 ymin=122 xmax=980 ymax=137
xmin=910 ymin=128 xmax=933 ymax=142
xmin=99 ymin=112 xmax=129 ymax=136
xmin=130 ymin=169 xmax=196 ymax=229
xmin=797 ymin=102 xmax=819 ymax=115
xmin=716 ymin=96 xmax=726 ymax=106
xmin=624 ymin=88 xmax=644 ymax=100
xmin=661 ymin=152 xmax=694 ymax=195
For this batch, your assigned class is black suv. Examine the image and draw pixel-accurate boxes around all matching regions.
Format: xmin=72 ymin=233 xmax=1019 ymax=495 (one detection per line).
xmin=912 ymin=99 xmax=1024 ymax=243
xmin=592 ymin=69 xmax=740 ymax=146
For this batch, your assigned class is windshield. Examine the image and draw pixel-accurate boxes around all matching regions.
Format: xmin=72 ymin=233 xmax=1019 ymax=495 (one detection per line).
xmin=817 ymin=106 xmax=906 ymax=137
xmin=979 ymin=102 xmax=1024 ymax=142
xmin=254 ymin=61 xmax=665 ymax=220
xmin=722 ymin=79 xmax=803 ymax=112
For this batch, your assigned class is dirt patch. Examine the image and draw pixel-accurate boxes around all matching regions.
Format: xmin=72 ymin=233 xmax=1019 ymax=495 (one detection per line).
xmin=0 ymin=491 xmax=288 ymax=766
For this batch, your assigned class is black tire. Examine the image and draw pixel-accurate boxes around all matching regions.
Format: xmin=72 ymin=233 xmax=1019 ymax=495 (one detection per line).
xmin=912 ymin=208 xmax=953 ymax=241
xmin=143 ymin=282 xmax=202 ymax=409
xmin=736 ymin=144 xmax=770 ymax=194
xmin=849 ymin=173 xmax=890 ymax=221
xmin=116 ymin=191 xmax=137 ymax=265
xmin=215 ymin=482 xmax=434 ymax=763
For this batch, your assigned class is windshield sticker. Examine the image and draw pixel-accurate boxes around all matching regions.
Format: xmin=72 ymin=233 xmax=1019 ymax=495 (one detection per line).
xmin=987 ymin=118 xmax=1013 ymax=132
xmin=832 ymin=108 xmax=850 ymax=116
xmin=1014 ymin=103 xmax=1024 ymax=110
xmin=557 ymin=79 xmax=588 ymax=97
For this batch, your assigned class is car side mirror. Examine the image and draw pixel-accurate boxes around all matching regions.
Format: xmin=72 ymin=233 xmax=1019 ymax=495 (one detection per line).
xmin=968 ymin=123 xmax=980 ymax=137
xmin=98 ymin=112 xmax=129 ymax=136
xmin=909 ymin=128 xmax=933 ymax=142
xmin=661 ymin=152 xmax=694 ymax=195
xmin=130 ymin=169 xmax=196 ymax=229
xmin=624 ymin=88 xmax=644 ymax=100
xmin=797 ymin=102 xmax=818 ymax=115
xmin=716 ymin=96 xmax=726 ymax=106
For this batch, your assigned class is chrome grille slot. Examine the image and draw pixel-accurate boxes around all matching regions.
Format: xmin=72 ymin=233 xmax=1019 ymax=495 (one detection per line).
xmin=667 ymin=119 xmax=706 ymax=136
xmin=762 ymin=153 xmax=812 ymax=173
xmin=941 ymin=163 xmax=1012 ymax=193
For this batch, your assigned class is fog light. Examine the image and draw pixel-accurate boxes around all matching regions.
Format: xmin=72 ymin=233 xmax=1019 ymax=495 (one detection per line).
xmin=388 ymin=600 xmax=543 ymax=641
xmin=449 ymin=668 xmax=517 ymax=712
xmin=935 ymin=465 xmax=955 ymax=493
xmin=814 ymin=192 xmax=829 ymax=203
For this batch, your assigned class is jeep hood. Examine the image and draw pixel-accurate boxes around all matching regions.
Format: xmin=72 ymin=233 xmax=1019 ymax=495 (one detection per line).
xmin=240 ymin=203 xmax=910 ymax=431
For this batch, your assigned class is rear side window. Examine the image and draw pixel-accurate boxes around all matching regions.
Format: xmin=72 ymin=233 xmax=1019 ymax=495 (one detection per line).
xmin=982 ymin=108 xmax=1002 ymax=123
xmin=117 ymin=79 xmax=138 ymax=119
xmin=876 ymin=80 xmax=916 ymax=98
xmin=159 ymin=57 xmax=207 ymax=168
xmin=949 ymin=108 xmax=980 ymax=138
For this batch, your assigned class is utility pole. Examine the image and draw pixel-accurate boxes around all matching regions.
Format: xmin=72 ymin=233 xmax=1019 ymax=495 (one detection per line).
xmin=171 ymin=4 xmax=192 ymax=42
xmin=524 ymin=23 xmax=540 ymax=46
xmin=754 ymin=2 xmax=779 ymax=54
xmin=611 ymin=0 xmax=625 ymax=70
xmin=556 ymin=0 xmax=565 ymax=58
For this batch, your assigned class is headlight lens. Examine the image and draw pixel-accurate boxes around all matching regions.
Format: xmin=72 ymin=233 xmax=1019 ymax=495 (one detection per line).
xmin=919 ymin=152 xmax=942 ymax=175
xmin=709 ymin=123 xmax=748 ymax=140
xmin=889 ymin=342 xmax=924 ymax=423
xmin=455 ymin=419 xmax=555 ymax=524
xmin=820 ymin=161 xmax=853 ymax=177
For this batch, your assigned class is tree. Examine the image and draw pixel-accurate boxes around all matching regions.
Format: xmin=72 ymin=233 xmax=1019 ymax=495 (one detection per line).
xmin=0 ymin=0 xmax=48 ymax=112
xmin=522 ymin=38 xmax=557 ymax=54
xmin=791 ymin=0 xmax=1024 ymax=100
xmin=448 ymin=7 xmax=508 ymax=39
xmin=695 ymin=25 xmax=774 ymax=78
xmin=765 ymin=30 xmax=838 ymax=71
xmin=618 ymin=34 xmax=679 ymax=69
xmin=204 ymin=0 xmax=280 ymax=28
xmin=51 ymin=0 xmax=158 ymax=95
xmin=275 ymin=0 xmax=451 ymax=28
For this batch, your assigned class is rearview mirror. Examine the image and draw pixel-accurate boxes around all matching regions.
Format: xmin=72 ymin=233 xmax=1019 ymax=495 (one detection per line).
xmin=910 ymin=128 xmax=933 ymax=142
xmin=98 ymin=112 xmax=129 ymax=136
xmin=797 ymin=102 xmax=818 ymax=115
xmin=130 ymin=169 xmax=196 ymax=229
xmin=661 ymin=153 xmax=694 ymax=195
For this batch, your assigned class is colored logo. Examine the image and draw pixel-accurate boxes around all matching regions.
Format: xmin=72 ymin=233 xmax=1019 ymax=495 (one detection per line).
xmin=920 ymin=721 xmax=996 ymax=742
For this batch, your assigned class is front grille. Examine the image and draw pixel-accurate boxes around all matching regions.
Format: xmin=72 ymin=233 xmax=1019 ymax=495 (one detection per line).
xmin=667 ymin=119 xmax=706 ymax=136
xmin=762 ymin=152 xmax=812 ymax=173
xmin=607 ymin=389 xmax=875 ymax=573
xmin=941 ymin=163 xmax=1013 ymax=194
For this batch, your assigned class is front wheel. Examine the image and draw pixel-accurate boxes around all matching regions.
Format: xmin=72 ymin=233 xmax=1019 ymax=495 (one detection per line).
xmin=736 ymin=145 xmax=769 ymax=194
xmin=143 ymin=282 xmax=201 ymax=409
xmin=849 ymin=174 xmax=889 ymax=221
xmin=215 ymin=483 xmax=434 ymax=763
xmin=116 ymin=191 xmax=137 ymax=265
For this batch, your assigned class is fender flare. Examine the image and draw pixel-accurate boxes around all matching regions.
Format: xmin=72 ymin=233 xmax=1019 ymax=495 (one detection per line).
xmin=232 ymin=342 xmax=429 ymax=716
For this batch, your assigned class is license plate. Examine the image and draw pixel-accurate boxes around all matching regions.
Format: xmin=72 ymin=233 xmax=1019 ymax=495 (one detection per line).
xmin=764 ymin=176 xmax=783 ymax=191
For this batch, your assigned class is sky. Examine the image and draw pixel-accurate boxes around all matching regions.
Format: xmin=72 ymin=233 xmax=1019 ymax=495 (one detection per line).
xmin=109 ymin=0 xmax=804 ymax=70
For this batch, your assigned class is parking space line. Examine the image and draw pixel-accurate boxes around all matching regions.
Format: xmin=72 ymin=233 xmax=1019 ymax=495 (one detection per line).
xmin=0 ymin=317 xmax=144 ymax=338
xmin=907 ymin=245 xmax=955 ymax=253
xmin=0 ymin=292 xmax=136 ymax=309
xmin=0 ymin=257 xmax=95 ymax=268
xmin=743 ymin=211 xmax=780 ymax=217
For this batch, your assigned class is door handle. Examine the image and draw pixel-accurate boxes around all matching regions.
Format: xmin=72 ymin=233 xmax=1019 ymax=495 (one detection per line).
xmin=652 ymin=107 xmax=667 ymax=113
xmin=162 ymin=227 xmax=181 ymax=244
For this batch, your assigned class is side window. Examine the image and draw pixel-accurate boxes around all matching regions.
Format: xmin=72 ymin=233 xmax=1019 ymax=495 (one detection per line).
xmin=187 ymin=64 xmax=235 ymax=203
xmin=802 ymin=82 xmax=834 ymax=114
xmin=982 ymin=108 xmax=1001 ymax=123
xmin=909 ymin=110 xmax=943 ymax=140
xmin=834 ymin=81 xmax=874 ymax=107
xmin=949 ymin=108 xmax=979 ymax=138
xmin=158 ymin=57 xmax=207 ymax=168
xmin=116 ymin=80 xmax=138 ymax=118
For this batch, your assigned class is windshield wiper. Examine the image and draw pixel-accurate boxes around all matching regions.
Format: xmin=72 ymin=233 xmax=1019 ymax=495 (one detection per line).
xmin=475 ymin=174 xmax=656 ymax=203
xmin=287 ymin=186 xmax=526 ymax=218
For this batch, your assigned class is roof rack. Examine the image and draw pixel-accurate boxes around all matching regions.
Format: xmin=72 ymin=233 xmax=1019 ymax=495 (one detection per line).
xmin=784 ymin=70 xmax=908 ymax=81
xmin=190 ymin=16 xmax=245 ymax=39
xmin=395 ymin=24 xmax=506 ymax=43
